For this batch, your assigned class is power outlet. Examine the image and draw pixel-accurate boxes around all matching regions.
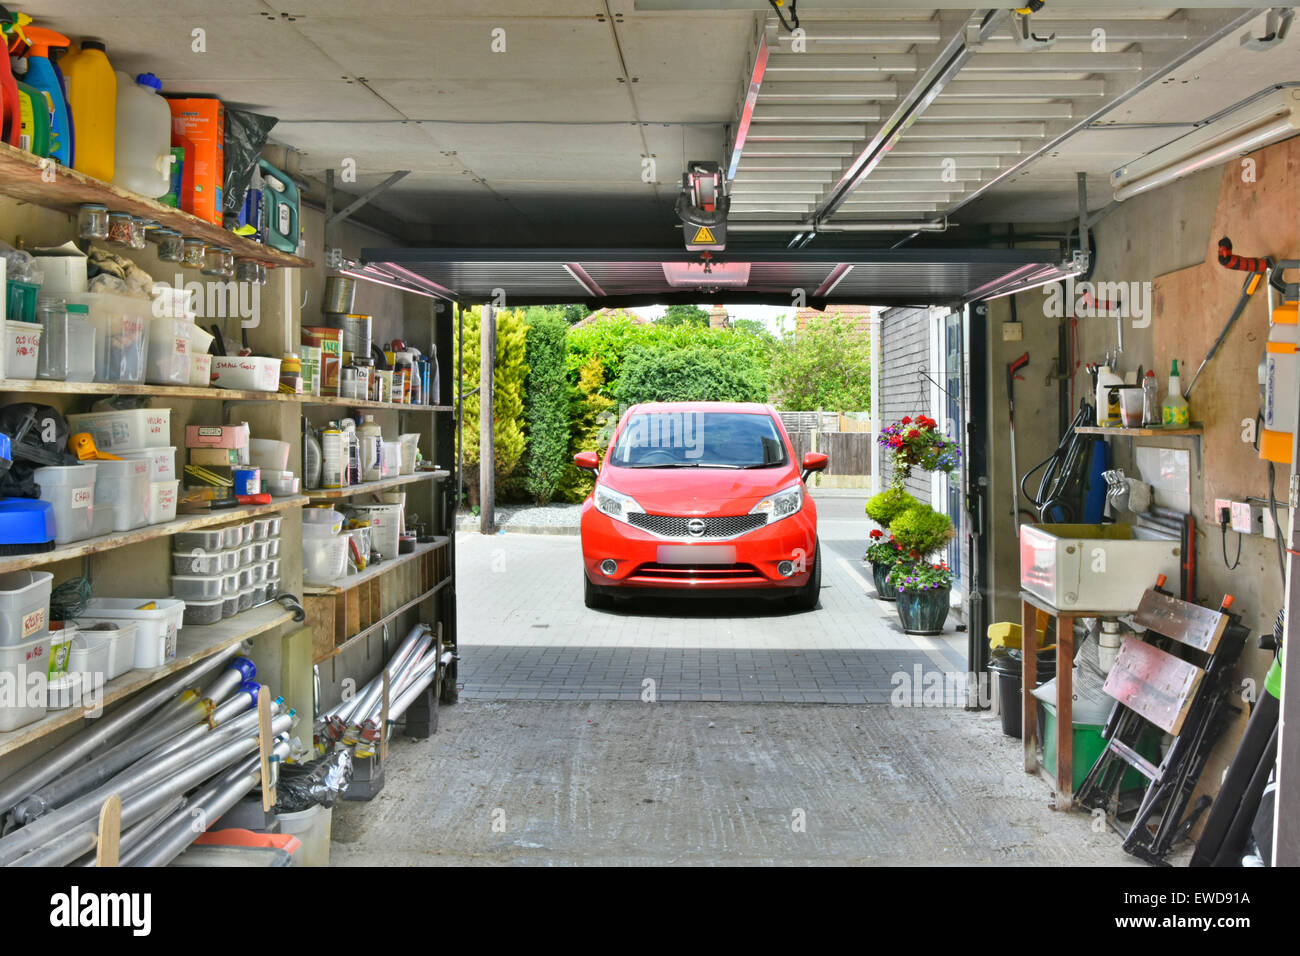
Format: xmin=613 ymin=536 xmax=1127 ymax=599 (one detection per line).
xmin=1002 ymin=321 xmax=1023 ymax=342
xmin=1214 ymin=498 xmax=1233 ymax=525
xmin=1231 ymin=501 xmax=1253 ymax=534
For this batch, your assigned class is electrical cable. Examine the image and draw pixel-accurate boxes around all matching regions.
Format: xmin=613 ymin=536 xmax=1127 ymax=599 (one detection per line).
xmin=768 ymin=0 xmax=799 ymax=33
xmin=1222 ymin=519 xmax=1243 ymax=571
xmin=1268 ymin=461 xmax=1286 ymax=585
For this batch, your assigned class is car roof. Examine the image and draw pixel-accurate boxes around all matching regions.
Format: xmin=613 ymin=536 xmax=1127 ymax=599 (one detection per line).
xmin=625 ymin=402 xmax=776 ymax=415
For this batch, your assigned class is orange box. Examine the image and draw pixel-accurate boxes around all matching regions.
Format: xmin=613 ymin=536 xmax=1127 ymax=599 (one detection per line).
xmin=166 ymin=96 xmax=224 ymax=225
xmin=303 ymin=327 xmax=342 ymax=395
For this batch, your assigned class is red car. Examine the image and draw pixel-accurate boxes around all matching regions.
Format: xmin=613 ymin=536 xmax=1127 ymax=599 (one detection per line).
xmin=576 ymin=402 xmax=827 ymax=611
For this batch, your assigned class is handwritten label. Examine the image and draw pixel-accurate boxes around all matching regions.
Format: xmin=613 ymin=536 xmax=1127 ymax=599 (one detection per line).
xmin=71 ymin=486 xmax=93 ymax=509
xmin=21 ymin=608 xmax=45 ymax=639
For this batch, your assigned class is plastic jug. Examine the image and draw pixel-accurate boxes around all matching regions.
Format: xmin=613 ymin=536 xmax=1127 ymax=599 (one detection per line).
xmin=258 ymin=158 xmax=300 ymax=254
xmin=15 ymin=81 xmax=51 ymax=156
xmin=18 ymin=26 xmax=72 ymax=165
xmin=113 ymin=72 xmax=171 ymax=198
xmin=63 ymin=39 xmax=117 ymax=179
xmin=358 ymin=415 xmax=383 ymax=482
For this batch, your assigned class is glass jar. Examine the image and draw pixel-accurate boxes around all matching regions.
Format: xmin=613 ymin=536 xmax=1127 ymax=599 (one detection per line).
xmin=77 ymin=204 xmax=110 ymax=240
xmin=182 ymin=238 xmax=206 ymax=269
xmin=127 ymin=216 xmax=148 ymax=250
xmin=203 ymin=245 xmax=234 ymax=278
xmin=107 ymin=211 xmax=134 ymax=246
xmin=235 ymin=258 xmax=266 ymax=285
xmin=157 ymin=229 xmax=185 ymax=263
xmin=35 ymin=295 xmax=69 ymax=381
xmin=142 ymin=220 xmax=167 ymax=243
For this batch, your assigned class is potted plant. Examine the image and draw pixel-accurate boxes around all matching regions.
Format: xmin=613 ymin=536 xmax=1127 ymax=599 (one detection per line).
xmin=864 ymin=530 xmax=905 ymax=601
xmin=877 ymin=414 xmax=961 ymax=486
xmin=886 ymin=559 xmax=955 ymax=635
xmin=886 ymin=504 xmax=955 ymax=634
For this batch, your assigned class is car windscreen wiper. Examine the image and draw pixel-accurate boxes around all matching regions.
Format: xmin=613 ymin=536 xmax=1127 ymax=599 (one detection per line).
xmin=623 ymin=461 xmax=741 ymax=469
xmin=737 ymin=461 xmax=785 ymax=469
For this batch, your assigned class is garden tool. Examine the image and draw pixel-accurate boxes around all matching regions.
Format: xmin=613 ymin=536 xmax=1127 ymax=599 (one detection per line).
xmin=69 ymin=432 xmax=121 ymax=461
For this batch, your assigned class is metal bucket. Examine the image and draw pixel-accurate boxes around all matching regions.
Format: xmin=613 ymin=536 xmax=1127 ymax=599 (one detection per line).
xmin=323 ymin=276 xmax=356 ymax=314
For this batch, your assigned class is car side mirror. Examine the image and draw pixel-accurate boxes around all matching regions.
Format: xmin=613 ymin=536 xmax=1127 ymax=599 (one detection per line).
xmin=801 ymin=451 xmax=828 ymax=481
xmin=574 ymin=451 xmax=600 ymax=475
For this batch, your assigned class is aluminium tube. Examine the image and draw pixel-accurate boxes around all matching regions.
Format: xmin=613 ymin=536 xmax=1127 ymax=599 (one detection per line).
xmin=0 ymin=701 xmax=283 ymax=864
xmin=132 ymin=655 xmax=254 ymax=734
xmin=134 ymin=740 xmax=292 ymax=868
xmin=17 ymin=795 xmax=185 ymax=869
xmin=329 ymin=624 xmax=430 ymax=724
xmin=2 ymin=714 xmax=293 ymax=868
xmin=351 ymin=636 xmax=434 ymax=727
xmin=13 ymin=684 xmax=265 ymax=826
xmin=117 ymin=764 xmax=245 ymax=867
xmin=0 ymin=645 xmax=244 ymax=814
xmin=360 ymin=652 xmax=440 ymax=729
xmin=387 ymin=656 xmax=441 ymax=724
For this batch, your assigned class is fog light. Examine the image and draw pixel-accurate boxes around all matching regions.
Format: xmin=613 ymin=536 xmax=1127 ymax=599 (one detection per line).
xmin=778 ymin=560 xmax=794 ymax=577
xmin=600 ymin=559 xmax=618 ymax=576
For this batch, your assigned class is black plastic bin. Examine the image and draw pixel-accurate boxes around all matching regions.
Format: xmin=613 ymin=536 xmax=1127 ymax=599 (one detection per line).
xmin=987 ymin=649 xmax=1057 ymax=738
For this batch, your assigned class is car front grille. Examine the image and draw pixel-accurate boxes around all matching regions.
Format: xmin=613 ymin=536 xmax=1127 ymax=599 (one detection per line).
xmin=626 ymin=513 xmax=768 ymax=539
xmin=634 ymin=563 xmax=762 ymax=580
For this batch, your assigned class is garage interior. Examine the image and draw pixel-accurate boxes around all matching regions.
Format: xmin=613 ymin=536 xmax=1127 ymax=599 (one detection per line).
xmin=0 ymin=0 xmax=1298 ymax=875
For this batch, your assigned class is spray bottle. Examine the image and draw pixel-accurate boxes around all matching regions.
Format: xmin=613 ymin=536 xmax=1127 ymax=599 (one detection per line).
xmin=0 ymin=10 xmax=25 ymax=146
xmin=1162 ymin=358 xmax=1190 ymax=428
xmin=16 ymin=25 xmax=71 ymax=165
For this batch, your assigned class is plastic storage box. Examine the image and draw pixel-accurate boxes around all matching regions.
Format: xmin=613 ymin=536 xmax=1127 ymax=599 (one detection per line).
xmin=1019 ymin=524 xmax=1183 ymax=613
xmin=181 ymin=597 xmax=223 ymax=626
xmin=190 ymin=352 xmax=212 ymax=387
xmin=0 ymin=633 xmax=51 ymax=731
xmin=80 ymin=598 xmax=184 ymax=669
xmin=76 ymin=623 xmax=137 ymax=680
xmin=67 ymin=291 xmax=149 ymax=383
xmin=174 ymin=528 xmax=224 ymax=552
xmin=173 ymin=550 xmax=226 ymax=575
xmin=5 ymin=320 xmax=43 ymax=379
xmin=146 ymin=316 xmax=192 ymax=385
xmin=117 ymin=446 xmax=177 ymax=482
xmin=0 ymin=570 xmax=53 ymax=646
xmin=171 ymin=574 xmax=225 ymax=600
xmin=93 ymin=458 xmax=151 ymax=532
xmin=66 ymin=408 xmax=172 ymax=453
xmin=33 ymin=463 xmax=98 ymax=544
xmin=210 ymin=355 xmax=281 ymax=392
xmin=68 ymin=632 xmax=110 ymax=685
xmin=236 ymin=587 xmax=254 ymax=612
xmin=149 ymin=480 xmax=180 ymax=524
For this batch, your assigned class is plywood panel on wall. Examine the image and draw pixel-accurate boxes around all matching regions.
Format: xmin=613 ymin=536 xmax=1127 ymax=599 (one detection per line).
xmin=1152 ymin=137 xmax=1300 ymax=520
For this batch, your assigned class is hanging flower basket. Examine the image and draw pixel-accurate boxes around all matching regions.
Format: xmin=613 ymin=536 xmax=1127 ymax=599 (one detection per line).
xmin=878 ymin=415 xmax=961 ymax=487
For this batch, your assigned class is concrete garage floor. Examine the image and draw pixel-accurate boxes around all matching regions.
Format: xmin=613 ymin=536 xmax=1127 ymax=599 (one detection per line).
xmin=332 ymin=493 xmax=1138 ymax=865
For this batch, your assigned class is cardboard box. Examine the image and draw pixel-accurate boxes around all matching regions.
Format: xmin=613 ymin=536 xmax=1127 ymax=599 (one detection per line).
xmin=189 ymin=447 xmax=242 ymax=467
xmin=166 ymin=97 xmax=224 ymax=225
xmin=185 ymin=424 xmax=248 ymax=450
xmin=303 ymin=328 xmax=341 ymax=396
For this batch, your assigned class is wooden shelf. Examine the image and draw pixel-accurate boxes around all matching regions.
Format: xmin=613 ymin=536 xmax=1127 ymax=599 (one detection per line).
xmin=0 ymin=602 xmax=295 ymax=758
xmin=0 ymin=379 xmax=305 ymax=403
xmin=0 ymin=496 xmax=309 ymax=574
xmin=0 ymin=142 xmax=312 ymax=269
xmin=1075 ymin=425 xmax=1204 ymax=437
xmin=305 ymin=470 xmax=448 ymax=500
xmin=303 ymin=537 xmax=449 ymax=595
xmin=325 ymin=575 xmax=452 ymax=661
xmin=301 ymin=397 xmax=453 ymax=412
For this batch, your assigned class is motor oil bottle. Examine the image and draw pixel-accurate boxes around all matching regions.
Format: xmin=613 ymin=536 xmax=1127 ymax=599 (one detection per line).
xmin=320 ymin=422 xmax=343 ymax=490
xmin=358 ymin=415 xmax=384 ymax=482
xmin=1162 ymin=359 xmax=1190 ymax=428
xmin=18 ymin=26 xmax=73 ymax=166
xmin=113 ymin=72 xmax=171 ymax=197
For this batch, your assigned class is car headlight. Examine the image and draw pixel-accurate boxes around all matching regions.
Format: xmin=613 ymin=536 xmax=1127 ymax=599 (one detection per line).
xmin=593 ymin=485 xmax=645 ymax=525
xmin=750 ymin=484 xmax=803 ymax=524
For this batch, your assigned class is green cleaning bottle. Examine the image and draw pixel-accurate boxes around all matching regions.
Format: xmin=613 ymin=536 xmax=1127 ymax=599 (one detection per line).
xmin=1161 ymin=359 xmax=1190 ymax=428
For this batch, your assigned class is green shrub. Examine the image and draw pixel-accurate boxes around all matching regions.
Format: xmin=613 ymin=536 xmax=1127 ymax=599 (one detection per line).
xmin=521 ymin=308 xmax=570 ymax=505
xmin=556 ymin=356 xmax=616 ymax=502
xmin=865 ymin=487 xmax=919 ymax=528
xmin=452 ymin=306 xmax=528 ymax=507
xmin=614 ymin=345 xmax=768 ymax=406
xmin=888 ymin=505 xmax=953 ymax=560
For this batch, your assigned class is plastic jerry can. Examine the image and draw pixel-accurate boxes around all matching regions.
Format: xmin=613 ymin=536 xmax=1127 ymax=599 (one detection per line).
xmin=64 ymin=39 xmax=118 ymax=179
xmin=1262 ymin=302 xmax=1300 ymax=463
xmin=258 ymin=158 xmax=300 ymax=253
xmin=19 ymin=27 xmax=74 ymax=166
xmin=113 ymin=72 xmax=171 ymax=198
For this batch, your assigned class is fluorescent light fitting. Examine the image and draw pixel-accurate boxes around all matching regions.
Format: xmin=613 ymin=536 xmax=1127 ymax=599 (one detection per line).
xmin=1112 ymin=88 xmax=1300 ymax=201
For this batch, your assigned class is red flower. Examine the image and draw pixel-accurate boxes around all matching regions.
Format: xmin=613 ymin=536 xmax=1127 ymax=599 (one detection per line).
xmin=901 ymin=416 xmax=912 ymax=425
xmin=870 ymin=529 xmax=883 ymax=539
xmin=904 ymin=428 xmax=918 ymax=439
xmin=909 ymin=550 xmax=920 ymax=559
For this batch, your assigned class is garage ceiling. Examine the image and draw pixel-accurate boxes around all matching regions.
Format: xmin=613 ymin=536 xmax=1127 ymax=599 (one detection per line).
xmin=32 ymin=2 xmax=1299 ymax=252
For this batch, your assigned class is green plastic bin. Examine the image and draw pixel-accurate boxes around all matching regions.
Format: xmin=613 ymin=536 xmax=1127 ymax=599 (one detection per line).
xmin=1041 ymin=701 xmax=1162 ymax=791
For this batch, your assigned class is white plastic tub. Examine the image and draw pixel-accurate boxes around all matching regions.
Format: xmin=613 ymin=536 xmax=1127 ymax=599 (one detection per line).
xmin=303 ymin=534 xmax=348 ymax=586
xmin=76 ymin=623 xmax=136 ymax=680
xmin=210 ymin=355 xmax=281 ymax=392
xmin=80 ymin=598 xmax=184 ymax=669
xmin=398 ymin=433 xmax=420 ymax=475
xmin=67 ymin=291 xmax=149 ymax=383
xmin=68 ymin=631 xmax=110 ymax=685
xmin=47 ymin=672 xmax=83 ymax=710
xmin=66 ymin=407 xmax=172 ymax=453
xmin=276 ymin=805 xmax=332 ymax=867
xmin=189 ymin=351 xmax=212 ymax=387
xmin=149 ymin=480 xmax=180 ymax=524
xmin=116 ymin=446 xmax=177 ymax=482
xmin=352 ymin=503 xmax=402 ymax=559
xmin=0 ymin=570 xmax=53 ymax=647
xmin=33 ymin=463 xmax=98 ymax=544
xmin=0 ymin=633 xmax=51 ymax=731
xmin=65 ymin=314 xmax=96 ymax=382
xmin=146 ymin=316 xmax=192 ymax=385
xmin=5 ymin=320 xmax=43 ymax=380
xmin=249 ymin=439 xmax=290 ymax=471
xmin=93 ymin=457 xmax=151 ymax=531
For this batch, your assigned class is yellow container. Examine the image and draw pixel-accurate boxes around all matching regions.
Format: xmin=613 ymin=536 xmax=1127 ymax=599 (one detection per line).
xmin=64 ymin=40 xmax=117 ymax=182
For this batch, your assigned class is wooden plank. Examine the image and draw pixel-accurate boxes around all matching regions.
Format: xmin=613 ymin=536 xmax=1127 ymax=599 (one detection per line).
xmin=0 ymin=141 xmax=313 ymax=268
xmin=0 ymin=496 xmax=308 ymax=574
xmin=345 ymin=586 xmax=362 ymax=638
xmin=1074 ymin=425 xmax=1203 ymax=437
xmin=301 ymin=539 xmax=447 ymax=595
xmin=96 ymin=794 xmax=122 ymax=867
xmin=0 ymin=379 xmax=307 ymax=403
xmin=1132 ymin=589 xmax=1228 ymax=653
xmin=305 ymin=470 xmax=448 ymax=501
xmin=1055 ymin=614 xmax=1075 ymax=809
xmin=1022 ymin=598 xmax=1039 ymax=773
xmin=257 ymin=691 xmax=275 ymax=811
xmin=305 ymin=596 xmax=337 ymax=663
xmin=1103 ymin=636 xmax=1204 ymax=736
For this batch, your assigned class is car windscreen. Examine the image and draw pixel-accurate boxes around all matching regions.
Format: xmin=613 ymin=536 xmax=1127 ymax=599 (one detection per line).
xmin=609 ymin=411 xmax=788 ymax=469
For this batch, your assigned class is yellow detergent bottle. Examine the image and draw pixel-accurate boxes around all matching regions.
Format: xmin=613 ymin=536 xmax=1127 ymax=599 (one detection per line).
xmin=63 ymin=38 xmax=116 ymax=182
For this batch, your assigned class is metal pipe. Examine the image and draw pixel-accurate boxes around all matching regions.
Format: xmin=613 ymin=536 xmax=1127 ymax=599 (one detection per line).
xmin=0 ymin=646 xmax=244 ymax=815
xmin=328 ymin=624 xmax=430 ymax=724
xmin=353 ymin=635 xmax=434 ymax=727
xmin=13 ymin=685 xmax=261 ymax=825
xmin=387 ymin=655 xmax=441 ymax=723
xmin=0 ymin=703 xmax=286 ymax=865
xmin=727 ymin=219 xmax=948 ymax=233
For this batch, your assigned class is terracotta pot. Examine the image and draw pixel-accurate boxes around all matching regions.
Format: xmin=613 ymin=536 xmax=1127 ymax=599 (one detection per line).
xmin=896 ymin=587 xmax=951 ymax=635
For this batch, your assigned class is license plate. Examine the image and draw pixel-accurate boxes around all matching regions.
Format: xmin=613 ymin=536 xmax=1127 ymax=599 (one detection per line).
xmin=656 ymin=545 xmax=737 ymax=565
